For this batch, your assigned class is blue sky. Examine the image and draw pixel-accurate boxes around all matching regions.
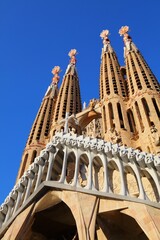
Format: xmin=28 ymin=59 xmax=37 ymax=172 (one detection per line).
xmin=0 ymin=0 xmax=160 ymax=204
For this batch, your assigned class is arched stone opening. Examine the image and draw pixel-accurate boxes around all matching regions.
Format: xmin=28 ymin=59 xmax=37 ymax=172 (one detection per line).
xmin=31 ymin=150 xmax=37 ymax=163
xmin=108 ymin=160 xmax=121 ymax=194
xmin=66 ymin=151 xmax=76 ymax=184
xmin=141 ymin=170 xmax=159 ymax=202
xmin=78 ymin=153 xmax=89 ymax=187
xmin=96 ymin=210 xmax=148 ymax=240
xmin=124 ymin=166 xmax=139 ymax=198
xmin=24 ymin=201 xmax=78 ymax=240
xmin=92 ymin=156 xmax=104 ymax=190
xmin=50 ymin=149 xmax=64 ymax=181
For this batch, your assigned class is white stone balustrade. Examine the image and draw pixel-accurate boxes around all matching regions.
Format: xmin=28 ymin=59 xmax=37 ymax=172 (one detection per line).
xmin=0 ymin=132 xmax=160 ymax=229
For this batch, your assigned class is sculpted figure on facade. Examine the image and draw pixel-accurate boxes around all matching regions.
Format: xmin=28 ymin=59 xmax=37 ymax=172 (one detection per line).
xmin=109 ymin=126 xmax=122 ymax=145
xmin=95 ymin=118 xmax=102 ymax=138
xmin=150 ymin=125 xmax=160 ymax=146
xmin=79 ymin=162 xmax=87 ymax=186
xmin=89 ymin=99 xmax=96 ymax=109
xmin=82 ymin=128 xmax=87 ymax=137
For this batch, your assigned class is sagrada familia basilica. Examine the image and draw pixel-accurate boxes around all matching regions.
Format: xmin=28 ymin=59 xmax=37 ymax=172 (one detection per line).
xmin=0 ymin=26 xmax=160 ymax=239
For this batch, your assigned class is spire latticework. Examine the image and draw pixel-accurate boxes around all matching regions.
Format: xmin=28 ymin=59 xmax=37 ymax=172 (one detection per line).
xmin=99 ymin=29 xmax=129 ymax=145
xmin=50 ymin=49 xmax=82 ymax=135
xmin=16 ymin=67 xmax=61 ymax=180
xmin=118 ymin=26 xmax=160 ymax=154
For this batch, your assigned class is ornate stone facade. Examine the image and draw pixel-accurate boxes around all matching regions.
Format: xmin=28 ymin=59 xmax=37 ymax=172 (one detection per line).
xmin=1 ymin=27 xmax=160 ymax=239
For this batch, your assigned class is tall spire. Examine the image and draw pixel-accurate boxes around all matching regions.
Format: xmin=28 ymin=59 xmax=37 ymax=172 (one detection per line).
xmin=119 ymin=26 xmax=160 ymax=95
xmin=16 ymin=67 xmax=61 ymax=180
xmin=119 ymin=26 xmax=160 ymax=154
xmin=50 ymin=49 xmax=82 ymax=136
xmin=99 ymin=29 xmax=127 ymax=99
xmin=99 ymin=29 xmax=129 ymax=146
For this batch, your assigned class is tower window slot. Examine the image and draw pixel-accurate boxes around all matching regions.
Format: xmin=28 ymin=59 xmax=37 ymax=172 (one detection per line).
xmin=152 ymin=98 xmax=160 ymax=118
xmin=127 ymin=109 xmax=136 ymax=133
xmin=31 ymin=150 xmax=37 ymax=163
xmin=108 ymin=103 xmax=114 ymax=128
xmin=135 ymin=101 xmax=144 ymax=132
xmin=117 ymin=103 xmax=125 ymax=129
xmin=141 ymin=98 xmax=151 ymax=126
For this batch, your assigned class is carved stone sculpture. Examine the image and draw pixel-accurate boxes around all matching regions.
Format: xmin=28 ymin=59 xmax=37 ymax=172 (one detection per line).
xmin=150 ymin=125 xmax=160 ymax=146
xmin=109 ymin=127 xmax=122 ymax=145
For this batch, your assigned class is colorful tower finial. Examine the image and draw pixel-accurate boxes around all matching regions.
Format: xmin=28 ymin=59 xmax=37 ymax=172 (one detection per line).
xmin=68 ymin=49 xmax=77 ymax=65
xmin=119 ymin=25 xmax=129 ymax=36
xmin=51 ymin=66 xmax=61 ymax=85
xmin=119 ymin=26 xmax=132 ymax=47
xmin=65 ymin=49 xmax=78 ymax=75
xmin=100 ymin=29 xmax=110 ymax=45
xmin=118 ymin=25 xmax=137 ymax=56
xmin=100 ymin=29 xmax=113 ymax=53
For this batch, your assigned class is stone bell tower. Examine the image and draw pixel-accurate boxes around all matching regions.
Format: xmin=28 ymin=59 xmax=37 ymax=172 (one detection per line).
xmin=99 ymin=26 xmax=160 ymax=154
xmin=16 ymin=66 xmax=61 ymax=180
xmin=99 ymin=29 xmax=130 ymax=146
xmin=50 ymin=49 xmax=82 ymax=136
xmin=119 ymin=26 xmax=160 ymax=154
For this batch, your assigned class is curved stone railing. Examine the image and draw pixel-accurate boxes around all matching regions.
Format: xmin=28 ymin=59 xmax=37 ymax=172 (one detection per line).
xmin=0 ymin=132 xmax=160 ymax=229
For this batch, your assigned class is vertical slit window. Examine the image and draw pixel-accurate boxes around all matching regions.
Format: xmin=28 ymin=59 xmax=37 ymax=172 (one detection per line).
xmin=152 ymin=98 xmax=160 ymax=118
xmin=141 ymin=98 xmax=151 ymax=126
xmin=103 ymin=106 xmax=107 ymax=133
xmin=31 ymin=150 xmax=37 ymax=163
xmin=117 ymin=103 xmax=124 ymax=129
xmin=127 ymin=109 xmax=136 ymax=133
xmin=108 ymin=103 xmax=114 ymax=128
xmin=135 ymin=101 xmax=144 ymax=132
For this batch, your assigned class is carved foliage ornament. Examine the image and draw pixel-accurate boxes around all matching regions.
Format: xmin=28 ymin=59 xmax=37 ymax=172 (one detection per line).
xmin=100 ymin=29 xmax=109 ymax=39
xmin=51 ymin=66 xmax=61 ymax=85
xmin=68 ymin=49 xmax=77 ymax=65
xmin=68 ymin=49 xmax=77 ymax=57
xmin=119 ymin=26 xmax=129 ymax=36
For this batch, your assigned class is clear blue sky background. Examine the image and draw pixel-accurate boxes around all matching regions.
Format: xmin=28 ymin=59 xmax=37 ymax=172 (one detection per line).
xmin=0 ymin=0 xmax=160 ymax=204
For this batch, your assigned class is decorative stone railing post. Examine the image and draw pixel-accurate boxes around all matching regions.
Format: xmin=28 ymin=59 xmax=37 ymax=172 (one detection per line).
xmin=46 ymin=144 xmax=56 ymax=181
xmin=111 ymin=144 xmax=127 ymax=196
xmin=128 ymin=149 xmax=146 ymax=200
xmin=34 ymin=155 xmax=46 ymax=190
xmin=23 ymin=170 xmax=35 ymax=203
xmin=71 ymin=149 xmax=80 ymax=187
xmin=101 ymin=153 xmax=109 ymax=192
xmin=3 ymin=197 xmax=14 ymax=223
xmin=0 ymin=204 xmax=7 ymax=227
xmin=12 ymin=182 xmax=25 ymax=215
xmin=59 ymin=147 xmax=68 ymax=183
xmin=86 ymin=152 xmax=92 ymax=190
xmin=0 ymin=211 xmax=4 ymax=228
